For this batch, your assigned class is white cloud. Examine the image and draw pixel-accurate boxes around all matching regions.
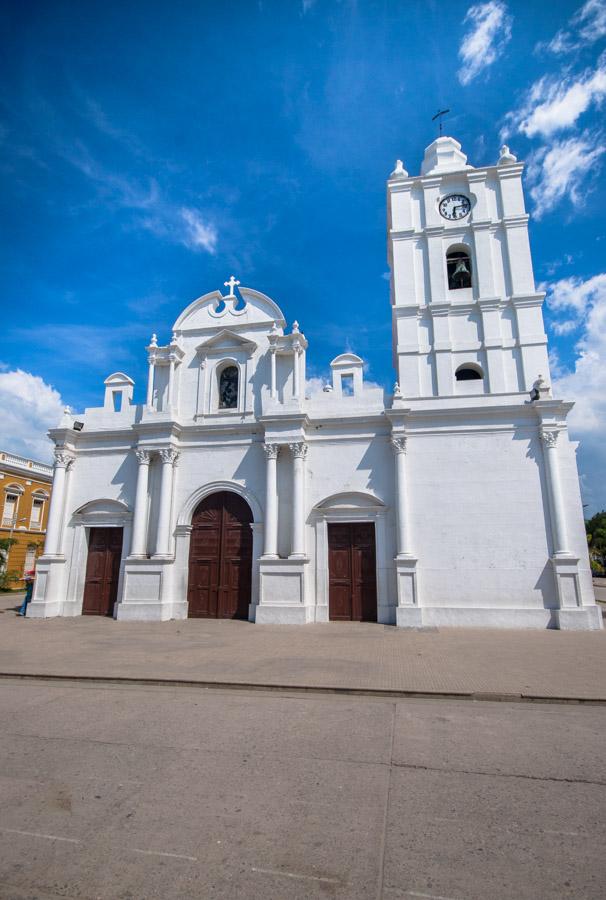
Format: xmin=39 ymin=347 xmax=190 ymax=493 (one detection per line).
xmin=542 ymin=0 xmax=606 ymax=54
xmin=457 ymin=1 xmax=513 ymax=86
xmin=503 ymin=56 xmax=606 ymax=139
xmin=0 ymin=369 xmax=64 ymax=463
xmin=526 ymin=133 xmax=606 ymax=217
xmin=179 ymin=208 xmax=218 ymax=254
xmin=545 ymin=274 xmax=606 ymax=512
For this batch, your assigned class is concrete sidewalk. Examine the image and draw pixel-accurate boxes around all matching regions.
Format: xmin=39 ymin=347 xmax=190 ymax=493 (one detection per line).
xmin=1 ymin=592 xmax=605 ymax=701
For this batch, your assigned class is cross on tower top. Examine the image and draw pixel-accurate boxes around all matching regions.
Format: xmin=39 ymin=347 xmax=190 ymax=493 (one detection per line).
xmin=431 ymin=108 xmax=450 ymax=136
xmin=224 ymin=275 xmax=240 ymax=297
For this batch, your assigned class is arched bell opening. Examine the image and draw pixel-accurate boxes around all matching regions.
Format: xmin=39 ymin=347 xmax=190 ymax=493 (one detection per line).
xmin=446 ymin=246 xmax=472 ymax=291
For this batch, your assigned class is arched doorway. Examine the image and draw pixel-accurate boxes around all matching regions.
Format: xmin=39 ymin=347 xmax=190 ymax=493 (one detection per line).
xmin=187 ymin=491 xmax=253 ymax=619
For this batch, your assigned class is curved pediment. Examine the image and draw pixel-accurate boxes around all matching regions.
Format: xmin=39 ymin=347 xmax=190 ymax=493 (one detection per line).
xmin=330 ymin=353 xmax=364 ymax=368
xmin=315 ymin=491 xmax=386 ymax=510
xmin=73 ymin=498 xmax=131 ymax=517
xmin=173 ymin=286 xmax=286 ymax=333
xmin=104 ymin=372 xmax=134 ymax=386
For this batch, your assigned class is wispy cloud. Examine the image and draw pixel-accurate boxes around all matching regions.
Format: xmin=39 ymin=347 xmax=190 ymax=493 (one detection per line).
xmin=457 ymin=1 xmax=513 ymax=86
xmin=546 ymin=272 xmax=606 ymax=511
xmin=539 ymin=0 xmax=606 ymax=54
xmin=502 ymin=54 xmax=606 ymax=139
xmin=5 ymin=89 xmax=219 ymax=256
xmin=526 ymin=132 xmax=606 ymax=217
xmin=9 ymin=323 xmax=151 ymax=369
xmin=179 ymin=208 xmax=218 ymax=254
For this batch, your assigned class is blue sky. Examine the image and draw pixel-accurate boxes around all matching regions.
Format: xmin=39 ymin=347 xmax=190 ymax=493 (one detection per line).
xmin=1 ymin=0 xmax=605 ymax=511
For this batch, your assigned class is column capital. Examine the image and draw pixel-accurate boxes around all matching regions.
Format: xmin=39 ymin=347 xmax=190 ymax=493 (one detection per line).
xmin=391 ymin=437 xmax=408 ymax=455
xmin=134 ymin=448 xmax=152 ymax=465
xmin=158 ymin=448 xmax=180 ymax=465
xmin=54 ymin=449 xmax=75 ymax=469
xmin=289 ymin=442 xmax=308 ymax=459
xmin=263 ymin=443 xmax=280 ymax=460
xmin=540 ymin=428 xmax=559 ymax=449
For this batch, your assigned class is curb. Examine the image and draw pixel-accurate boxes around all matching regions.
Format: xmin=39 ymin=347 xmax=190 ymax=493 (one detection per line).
xmin=1 ymin=672 xmax=605 ymax=705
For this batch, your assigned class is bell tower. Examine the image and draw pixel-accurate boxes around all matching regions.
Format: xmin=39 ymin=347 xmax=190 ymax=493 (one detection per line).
xmin=387 ymin=137 xmax=549 ymax=399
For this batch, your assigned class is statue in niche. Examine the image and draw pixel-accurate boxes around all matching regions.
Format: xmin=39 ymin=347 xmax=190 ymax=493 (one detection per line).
xmin=219 ymin=366 xmax=238 ymax=409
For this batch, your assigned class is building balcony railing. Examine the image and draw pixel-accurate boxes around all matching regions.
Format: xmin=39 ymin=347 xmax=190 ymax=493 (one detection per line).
xmin=0 ymin=451 xmax=53 ymax=478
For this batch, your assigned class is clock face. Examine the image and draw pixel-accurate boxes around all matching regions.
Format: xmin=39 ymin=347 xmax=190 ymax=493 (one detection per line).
xmin=439 ymin=193 xmax=471 ymax=221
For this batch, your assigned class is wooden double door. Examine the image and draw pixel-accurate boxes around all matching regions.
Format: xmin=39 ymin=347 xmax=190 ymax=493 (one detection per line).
xmin=328 ymin=522 xmax=377 ymax=622
xmin=187 ymin=491 xmax=253 ymax=619
xmin=82 ymin=527 xmax=123 ymax=616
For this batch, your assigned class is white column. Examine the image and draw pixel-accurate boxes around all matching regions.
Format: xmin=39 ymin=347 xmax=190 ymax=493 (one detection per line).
xmin=293 ymin=350 xmax=301 ymax=399
xmin=130 ymin=450 xmax=151 ymax=557
xmin=146 ymin=361 xmax=155 ymax=409
xmin=392 ymin=437 xmax=413 ymax=557
xmin=540 ymin=429 xmax=569 ymax=556
xmin=167 ymin=359 xmax=176 ymax=410
xmin=44 ymin=450 xmax=75 ymax=556
xmin=262 ymin=444 xmax=279 ymax=558
xmin=270 ymin=350 xmax=277 ymax=399
xmin=154 ymin=448 xmax=179 ymax=557
xmin=289 ymin=442 xmax=308 ymax=558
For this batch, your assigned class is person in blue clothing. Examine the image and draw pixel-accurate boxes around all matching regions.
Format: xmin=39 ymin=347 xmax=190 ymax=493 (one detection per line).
xmin=18 ymin=569 xmax=35 ymax=616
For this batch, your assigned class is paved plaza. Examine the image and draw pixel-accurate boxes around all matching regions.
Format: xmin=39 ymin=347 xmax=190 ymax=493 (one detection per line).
xmin=1 ymin=591 xmax=605 ymax=701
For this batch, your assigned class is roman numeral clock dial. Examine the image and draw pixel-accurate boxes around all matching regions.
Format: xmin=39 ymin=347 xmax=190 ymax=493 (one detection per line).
xmin=438 ymin=193 xmax=471 ymax=221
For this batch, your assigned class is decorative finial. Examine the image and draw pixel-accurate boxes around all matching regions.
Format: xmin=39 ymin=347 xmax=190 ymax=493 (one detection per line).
xmin=292 ymin=320 xmax=300 ymax=334
xmin=171 ymin=331 xmax=178 ymax=344
xmin=393 ymin=382 xmax=403 ymax=398
xmin=498 ymin=144 xmax=517 ymax=165
xmin=150 ymin=333 xmax=158 ymax=347
xmin=224 ymin=275 xmax=240 ymax=297
xmin=390 ymin=159 xmax=408 ymax=180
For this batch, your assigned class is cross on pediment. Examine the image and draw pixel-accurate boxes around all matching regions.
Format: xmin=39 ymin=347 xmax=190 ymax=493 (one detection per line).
xmin=224 ymin=275 xmax=240 ymax=297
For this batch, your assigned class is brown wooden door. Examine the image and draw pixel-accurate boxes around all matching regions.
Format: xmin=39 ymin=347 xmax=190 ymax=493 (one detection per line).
xmin=82 ymin=527 xmax=123 ymax=616
xmin=187 ymin=492 xmax=252 ymax=619
xmin=328 ymin=523 xmax=377 ymax=622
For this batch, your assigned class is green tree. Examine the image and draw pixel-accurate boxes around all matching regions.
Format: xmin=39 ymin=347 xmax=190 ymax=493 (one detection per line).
xmin=0 ymin=538 xmax=18 ymax=591
xmin=585 ymin=511 xmax=606 ymax=576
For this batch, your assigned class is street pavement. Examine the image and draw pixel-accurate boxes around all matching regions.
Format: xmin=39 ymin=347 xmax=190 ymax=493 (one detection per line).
xmin=0 ymin=679 xmax=605 ymax=900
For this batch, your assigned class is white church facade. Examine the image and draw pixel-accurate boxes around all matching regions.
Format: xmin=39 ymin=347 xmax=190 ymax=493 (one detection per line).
xmin=30 ymin=136 xmax=601 ymax=629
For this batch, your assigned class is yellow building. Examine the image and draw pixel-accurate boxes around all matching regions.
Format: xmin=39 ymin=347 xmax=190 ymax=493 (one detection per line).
xmin=0 ymin=451 xmax=53 ymax=586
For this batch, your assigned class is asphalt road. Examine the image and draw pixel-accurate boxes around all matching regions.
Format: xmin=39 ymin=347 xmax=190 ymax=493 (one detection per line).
xmin=0 ymin=680 xmax=605 ymax=900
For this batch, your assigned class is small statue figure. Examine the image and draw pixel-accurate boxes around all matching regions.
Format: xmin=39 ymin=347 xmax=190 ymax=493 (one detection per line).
xmin=390 ymin=159 xmax=408 ymax=179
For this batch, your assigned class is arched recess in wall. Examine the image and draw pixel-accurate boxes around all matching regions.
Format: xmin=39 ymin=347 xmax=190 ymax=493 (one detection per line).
xmin=178 ymin=481 xmax=263 ymax=527
xmin=216 ymin=360 xmax=239 ymax=410
xmin=455 ymin=363 xmax=484 ymax=381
